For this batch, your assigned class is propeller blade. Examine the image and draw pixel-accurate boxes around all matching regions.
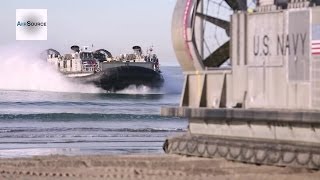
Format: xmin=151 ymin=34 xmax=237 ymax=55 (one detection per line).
xmin=196 ymin=13 xmax=229 ymax=30
xmin=203 ymin=41 xmax=230 ymax=67
xmin=196 ymin=13 xmax=230 ymax=35
xmin=225 ymin=0 xmax=239 ymax=10
xmin=225 ymin=0 xmax=247 ymax=10
xmin=237 ymin=0 xmax=248 ymax=10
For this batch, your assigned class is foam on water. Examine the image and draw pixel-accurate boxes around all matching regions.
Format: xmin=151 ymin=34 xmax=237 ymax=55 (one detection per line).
xmin=0 ymin=45 xmax=102 ymax=93
xmin=116 ymin=85 xmax=162 ymax=95
xmin=115 ymin=66 xmax=183 ymax=95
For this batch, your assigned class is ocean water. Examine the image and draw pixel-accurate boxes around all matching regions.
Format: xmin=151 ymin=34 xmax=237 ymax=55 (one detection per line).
xmin=0 ymin=66 xmax=187 ymax=158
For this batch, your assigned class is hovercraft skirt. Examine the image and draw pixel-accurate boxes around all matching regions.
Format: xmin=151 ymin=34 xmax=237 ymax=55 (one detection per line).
xmin=74 ymin=66 xmax=164 ymax=91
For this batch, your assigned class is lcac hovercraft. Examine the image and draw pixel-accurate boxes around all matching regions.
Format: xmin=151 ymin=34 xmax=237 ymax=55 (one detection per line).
xmin=46 ymin=45 xmax=164 ymax=91
xmin=162 ymin=0 xmax=320 ymax=170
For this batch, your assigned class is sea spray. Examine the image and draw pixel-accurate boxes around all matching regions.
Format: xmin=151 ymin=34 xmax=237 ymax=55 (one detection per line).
xmin=0 ymin=45 xmax=102 ymax=93
xmin=116 ymin=85 xmax=161 ymax=94
xmin=115 ymin=66 xmax=183 ymax=95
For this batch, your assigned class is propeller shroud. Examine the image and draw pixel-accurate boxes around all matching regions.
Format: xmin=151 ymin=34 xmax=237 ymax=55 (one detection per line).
xmin=172 ymin=0 xmax=247 ymax=71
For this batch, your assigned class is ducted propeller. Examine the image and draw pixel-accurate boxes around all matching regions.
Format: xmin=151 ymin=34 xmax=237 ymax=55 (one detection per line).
xmin=171 ymin=0 xmax=247 ymax=71
xmin=194 ymin=0 xmax=246 ymax=68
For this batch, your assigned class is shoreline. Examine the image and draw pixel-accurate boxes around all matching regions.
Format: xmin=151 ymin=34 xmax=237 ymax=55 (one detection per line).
xmin=1 ymin=154 xmax=319 ymax=180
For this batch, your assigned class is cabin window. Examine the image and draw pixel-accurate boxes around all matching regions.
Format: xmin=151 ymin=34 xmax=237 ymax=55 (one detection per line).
xmin=70 ymin=60 xmax=72 ymax=68
xmin=80 ymin=52 xmax=94 ymax=60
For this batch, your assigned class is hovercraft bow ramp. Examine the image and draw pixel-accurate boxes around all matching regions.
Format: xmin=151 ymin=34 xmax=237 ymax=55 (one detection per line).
xmin=162 ymin=0 xmax=320 ymax=169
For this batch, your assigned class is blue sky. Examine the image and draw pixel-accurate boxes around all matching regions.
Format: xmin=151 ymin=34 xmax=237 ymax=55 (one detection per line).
xmin=0 ymin=0 xmax=178 ymax=65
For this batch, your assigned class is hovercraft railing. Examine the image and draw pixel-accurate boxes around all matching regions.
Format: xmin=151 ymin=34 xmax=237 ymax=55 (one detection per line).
xmin=81 ymin=64 xmax=99 ymax=72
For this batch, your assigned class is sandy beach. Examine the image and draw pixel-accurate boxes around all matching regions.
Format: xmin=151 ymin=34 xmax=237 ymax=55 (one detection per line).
xmin=0 ymin=155 xmax=319 ymax=180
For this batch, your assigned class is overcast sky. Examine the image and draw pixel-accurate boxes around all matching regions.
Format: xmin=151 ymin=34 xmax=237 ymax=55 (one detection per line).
xmin=0 ymin=0 xmax=178 ymax=65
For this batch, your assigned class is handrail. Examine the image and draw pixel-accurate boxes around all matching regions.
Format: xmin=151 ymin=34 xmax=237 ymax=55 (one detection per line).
xmin=82 ymin=64 xmax=98 ymax=72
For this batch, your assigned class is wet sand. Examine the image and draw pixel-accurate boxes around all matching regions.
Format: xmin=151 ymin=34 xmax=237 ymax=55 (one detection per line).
xmin=0 ymin=155 xmax=319 ymax=180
